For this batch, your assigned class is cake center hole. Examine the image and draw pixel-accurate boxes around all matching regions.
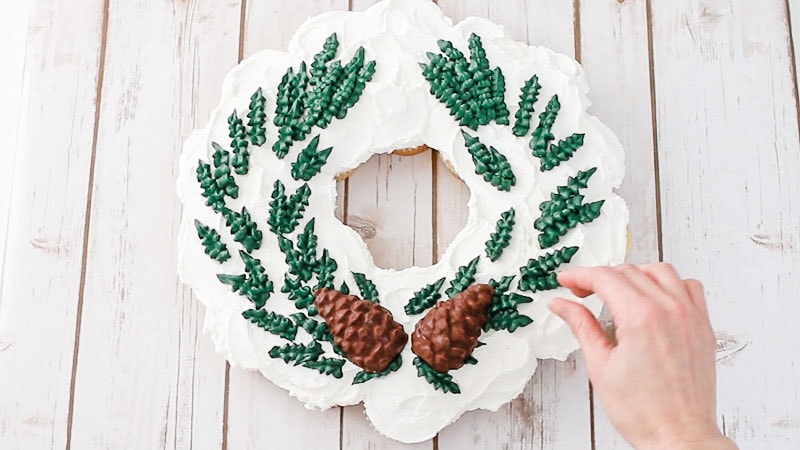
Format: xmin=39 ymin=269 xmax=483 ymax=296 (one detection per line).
xmin=336 ymin=146 xmax=468 ymax=270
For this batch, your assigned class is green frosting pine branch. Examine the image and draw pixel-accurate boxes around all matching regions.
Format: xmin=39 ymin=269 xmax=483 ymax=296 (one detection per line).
xmin=420 ymin=33 xmax=509 ymax=130
xmin=277 ymin=219 xmax=318 ymax=283
xmin=413 ymin=357 xmax=460 ymax=394
xmin=247 ymin=88 xmax=267 ymax=147
xmin=222 ymin=207 xmax=262 ymax=253
xmin=535 ymin=168 xmax=604 ymax=248
xmin=268 ymin=341 xmax=324 ymax=365
xmin=303 ymin=357 xmax=346 ymax=379
xmin=228 ymin=110 xmax=250 ymax=175
xmin=513 ymin=75 xmax=542 ymax=137
xmin=291 ymin=135 xmax=333 ymax=181
xmin=314 ymin=249 xmax=338 ymax=290
xmin=273 ymin=33 xmax=376 ymax=158
xmin=291 ymin=313 xmax=333 ymax=342
xmin=485 ymin=309 xmax=533 ymax=333
xmin=281 ymin=274 xmax=316 ymax=313
xmin=485 ymin=208 xmax=515 ymax=262
xmin=530 ymin=95 xmax=586 ymax=171
xmin=268 ymin=180 xmax=311 ymax=235
xmin=217 ymin=250 xmax=273 ymax=308
xmin=242 ymin=308 xmax=297 ymax=340
xmin=353 ymin=272 xmax=379 ymax=303
xmin=464 ymin=355 xmax=478 ymax=365
xmin=518 ymin=246 xmax=579 ymax=292
xmin=461 ymin=131 xmax=516 ymax=192
xmin=194 ymin=220 xmax=231 ymax=263
xmin=484 ymin=275 xmax=534 ymax=333
xmin=310 ymin=33 xmax=339 ymax=86
xmin=339 ymin=281 xmax=350 ymax=295
xmin=196 ymin=142 xmax=240 ymax=211
xmin=445 ymin=256 xmax=480 ymax=298
xmin=352 ymin=355 xmax=402 ymax=385
xmin=404 ymin=277 xmax=446 ymax=315
xmin=196 ymin=160 xmax=225 ymax=211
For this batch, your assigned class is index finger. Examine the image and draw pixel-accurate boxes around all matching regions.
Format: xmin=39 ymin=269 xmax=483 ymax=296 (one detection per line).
xmin=557 ymin=266 xmax=643 ymax=313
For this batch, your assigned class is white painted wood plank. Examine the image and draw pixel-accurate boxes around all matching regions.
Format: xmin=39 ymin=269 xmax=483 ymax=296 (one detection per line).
xmin=435 ymin=2 xmax=593 ymax=449
xmin=226 ymin=2 xmax=347 ymax=449
xmin=579 ymin=0 xmax=659 ymax=447
xmin=0 ymin=0 xmax=30 ymax=287
xmin=67 ymin=1 xmax=239 ymax=448
xmin=791 ymin=0 xmax=800 ymax=95
xmin=0 ymin=1 xmax=104 ymax=448
xmin=650 ymin=0 xmax=800 ymax=446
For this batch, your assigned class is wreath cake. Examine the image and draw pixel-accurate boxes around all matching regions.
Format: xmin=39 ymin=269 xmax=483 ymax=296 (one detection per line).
xmin=177 ymin=0 xmax=628 ymax=443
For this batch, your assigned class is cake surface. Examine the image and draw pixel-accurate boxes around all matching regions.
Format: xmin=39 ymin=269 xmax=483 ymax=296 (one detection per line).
xmin=177 ymin=0 xmax=628 ymax=442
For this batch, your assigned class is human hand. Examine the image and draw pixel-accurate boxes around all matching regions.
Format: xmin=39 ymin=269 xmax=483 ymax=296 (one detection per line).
xmin=548 ymin=264 xmax=737 ymax=450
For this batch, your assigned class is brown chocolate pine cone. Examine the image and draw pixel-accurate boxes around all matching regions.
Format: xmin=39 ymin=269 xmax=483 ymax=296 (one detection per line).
xmin=411 ymin=284 xmax=494 ymax=373
xmin=314 ymin=288 xmax=408 ymax=373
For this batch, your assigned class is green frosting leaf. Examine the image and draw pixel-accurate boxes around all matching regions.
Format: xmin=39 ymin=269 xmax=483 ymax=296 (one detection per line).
xmin=281 ymin=274 xmax=315 ymax=313
xmin=217 ymin=250 xmax=273 ymax=308
xmin=420 ymin=33 xmax=509 ymax=130
xmin=404 ymin=277 xmax=446 ymax=315
xmin=196 ymin=142 xmax=240 ymax=211
xmin=268 ymin=341 xmax=324 ymax=365
xmin=247 ymin=87 xmax=267 ymax=146
xmin=291 ymin=135 xmax=332 ymax=181
xmin=228 ymin=110 xmax=250 ymax=175
xmin=194 ymin=219 xmax=231 ymax=263
xmin=518 ymin=246 xmax=579 ymax=292
xmin=413 ymin=357 xmax=460 ymax=394
xmin=291 ymin=313 xmax=333 ymax=342
xmin=485 ymin=309 xmax=533 ymax=333
xmin=482 ymin=276 xmax=535 ymax=333
xmin=277 ymin=220 xmax=319 ymax=283
xmin=221 ymin=206 xmax=262 ymax=253
xmin=461 ymin=131 xmax=515 ymax=192
xmin=303 ymin=357 xmax=346 ymax=378
xmin=534 ymin=168 xmax=604 ymax=248
xmin=512 ymin=75 xmax=542 ymax=137
xmin=485 ymin=208 xmax=515 ymax=262
xmin=242 ymin=309 xmax=297 ymax=340
xmin=352 ymin=272 xmax=379 ymax=303
xmin=339 ymin=281 xmax=350 ymax=295
xmin=530 ymin=95 xmax=585 ymax=171
xmin=352 ymin=355 xmax=402 ymax=385
xmin=268 ymin=180 xmax=311 ymax=235
xmin=464 ymin=355 xmax=478 ymax=365
xmin=314 ymin=249 xmax=338 ymax=290
xmin=445 ymin=256 xmax=480 ymax=298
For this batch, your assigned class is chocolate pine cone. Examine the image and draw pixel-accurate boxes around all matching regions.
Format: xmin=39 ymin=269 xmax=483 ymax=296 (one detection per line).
xmin=314 ymin=288 xmax=408 ymax=373
xmin=411 ymin=284 xmax=494 ymax=373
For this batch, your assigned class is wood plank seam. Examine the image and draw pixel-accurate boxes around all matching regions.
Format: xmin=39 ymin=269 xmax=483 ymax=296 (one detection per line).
xmin=64 ymin=1 xmax=110 ymax=448
xmin=645 ymin=0 xmax=664 ymax=262
xmin=785 ymin=0 xmax=800 ymax=136
xmin=222 ymin=3 xmax=250 ymax=449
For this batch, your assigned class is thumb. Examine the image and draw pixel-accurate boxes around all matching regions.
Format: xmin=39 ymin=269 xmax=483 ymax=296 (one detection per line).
xmin=549 ymin=297 xmax=612 ymax=372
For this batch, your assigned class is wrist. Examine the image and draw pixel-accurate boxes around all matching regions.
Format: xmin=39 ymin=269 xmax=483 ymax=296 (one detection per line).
xmin=639 ymin=435 xmax=737 ymax=450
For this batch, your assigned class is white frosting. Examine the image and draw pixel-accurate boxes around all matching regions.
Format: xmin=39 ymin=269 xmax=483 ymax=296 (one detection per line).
xmin=177 ymin=0 xmax=628 ymax=443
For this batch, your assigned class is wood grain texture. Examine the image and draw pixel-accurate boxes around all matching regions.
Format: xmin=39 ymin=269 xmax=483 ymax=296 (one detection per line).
xmin=791 ymin=0 xmax=800 ymax=101
xmin=67 ymin=1 xmax=239 ymax=448
xmin=650 ymin=0 xmax=800 ymax=447
xmin=0 ymin=1 xmax=105 ymax=448
xmin=226 ymin=2 xmax=347 ymax=449
xmin=579 ymin=0 xmax=659 ymax=447
xmin=435 ymin=2 xmax=592 ymax=449
xmin=0 ymin=0 xmax=30 ymax=286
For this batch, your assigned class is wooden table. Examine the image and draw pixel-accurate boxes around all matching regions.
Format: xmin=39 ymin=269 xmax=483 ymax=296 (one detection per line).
xmin=2 ymin=1 xmax=799 ymax=448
